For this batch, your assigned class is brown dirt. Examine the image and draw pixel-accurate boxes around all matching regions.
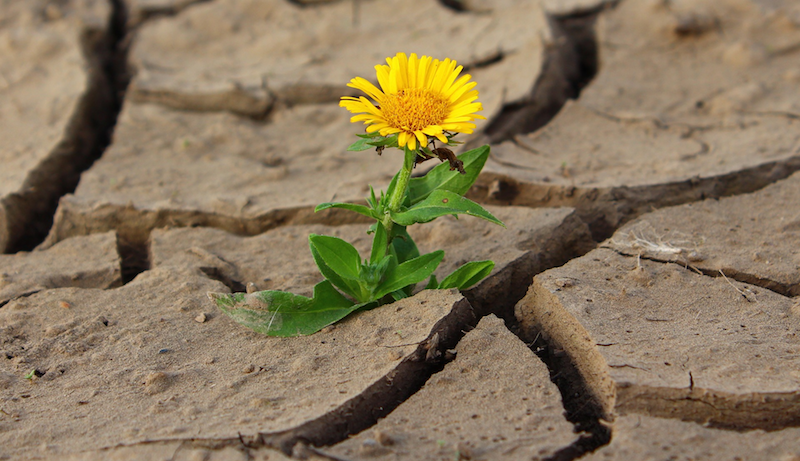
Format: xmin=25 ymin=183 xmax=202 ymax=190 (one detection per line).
xmin=2 ymin=0 xmax=800 ymax=459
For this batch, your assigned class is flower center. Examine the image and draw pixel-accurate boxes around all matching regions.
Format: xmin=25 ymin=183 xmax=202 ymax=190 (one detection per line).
xmin=382 ymin=89 xmax=449 ymax=132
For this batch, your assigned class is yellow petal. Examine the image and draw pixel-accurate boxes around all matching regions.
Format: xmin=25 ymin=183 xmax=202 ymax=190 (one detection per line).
xmin=356 ymin=96 xmax=384 ymax=117
xmin=350 ymin=114 xmax=375 ymax=123
xmin=440 ymin=122 xmax=476 ymax=133
xmin=414 ymin=130 xmax=427 ymax=147
xmin=408 ymin=53 xmax=418 ymax=88
xmin=451 ymin=89 xmax=480 ymax=106
xmin=369 ymin=122 xmax=391 ymax=132
xmin=430 ymin=58 xmax=452 ymax=92
xmin=421 ymin=125 xmax=443 ymax=136
xmin=389 ymin=53 xmax=406 ymax=91
xmin=417 ymin=55 xmax=432 ymax=89
xmin=443 ymin=116 xmax=476 ymax=123
xmin=380 ymin=127 xmax=402 ymax=136
xmin=376 ymin=64 xmax=391 ymax=93
xmin=388 ymin=64 xmax=399 ymax=94
xmin=398 ymin=131 xmax=411 ymax=148
xmin=445 ymin=76 xmax=474 ymax=100
xmin=450 ymin=84 xmax=478 ymax=106
xmin=406 ymin=133 xmax=417 ymax=150
xmin=424 ymin=59 xmax=440 ymax=89
xmin=449 ymin=102 xmax=483 ymax=119
xmin=349 ymin=77 xmax=385 ymax=102
xmin=340 ymin=100 xmax=367 ymax=112
xmin=440 ymin=65 xmax=464 ymax=95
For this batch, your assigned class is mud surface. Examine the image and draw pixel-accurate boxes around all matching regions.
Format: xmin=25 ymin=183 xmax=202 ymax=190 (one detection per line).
xmin=2 ymin=0 xmax=800 ymax=459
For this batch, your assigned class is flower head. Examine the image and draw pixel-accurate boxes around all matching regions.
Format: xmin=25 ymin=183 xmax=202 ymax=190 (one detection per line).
xmin=340 ymin=52 xmax=485 ymax=150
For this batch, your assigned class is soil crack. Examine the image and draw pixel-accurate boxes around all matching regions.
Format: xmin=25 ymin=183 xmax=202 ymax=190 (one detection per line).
xmin=479 ymin=5 xmax=603 ymax=145
xmin=128 ymin=0 xmax=213 ymax=27
xmin=519 ymin=317 xmax=612 ymax=461
xmin=603 ymin=245 xmax=798 ymax=299
xmin=4 ymin=0 xmax=131 ymax=254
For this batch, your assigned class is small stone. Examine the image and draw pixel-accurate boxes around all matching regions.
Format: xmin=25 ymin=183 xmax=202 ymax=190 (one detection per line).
xmin=143 ymin=372 xmax=172 ymax=395
xmin=456 ymin=442 xmax=474 ymax=460
xmin=359 ymin=438 xmax=389 ymax=456
xmin=374 ymin=429 xmax=394 ymax=446
xmin=242 ymin=364 xmax=255 ymax=374
xmin=194 ymin=313 xmax=207 ymax=323
xmin=554 ymin=278 xmax=574 ymax=288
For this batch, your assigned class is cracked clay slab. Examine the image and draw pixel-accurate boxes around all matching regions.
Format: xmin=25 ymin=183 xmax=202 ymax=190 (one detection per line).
xmin=328 ymin=315 xmax=578 ymax=460
xmin=0 ymin=0 xmax=112 ymax=252
xmin=0 ymin=231 xmax=120 ymax=306
xmin=44 ymin=101 xmax=398 ymax=249
xmin=0 ymin=264 xmax=470 ymax=459
xmin=583 ymin=414 xmax=800 ymax=460
xmin=516 ymin=247 xmax=800 ymax=429
xmin=459 ymin=0 xmax=613 ymax=15
xmin=124 ymin=0 xmax=207 ymax=26
xmin=149 ymin=205 xmax=593 ymax=313
xmin=127 ymin=0 xmax=552 ymax=119
xmin=470 ymin=0 xmax=800 ymax=235
xmin=606 ymin=171 xmax=800 ymax=296
xmin=59 ymin=440 xmax=297 ymax=461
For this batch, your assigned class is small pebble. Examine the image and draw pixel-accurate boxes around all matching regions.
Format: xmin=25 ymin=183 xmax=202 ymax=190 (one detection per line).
xmin=143 ymin=372 xmax=171 ymax=395
xmin=195 ymin=313 xmax=207 ymax=323
xmin=158 ymin=348 xmax=170 ymax=354
xmin=374 ymin=429 xmax=394 ymax=446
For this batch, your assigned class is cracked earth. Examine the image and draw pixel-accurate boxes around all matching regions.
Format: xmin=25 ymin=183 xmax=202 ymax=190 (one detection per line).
xmin=2 ymin=0 xmax=800 ymax=459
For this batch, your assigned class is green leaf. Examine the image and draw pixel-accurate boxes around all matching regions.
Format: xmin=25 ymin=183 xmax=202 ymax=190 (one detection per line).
xmin=309 ymin=235 xmax=364 ymax=300
xmin=368 ymin=185 xmax=378 ymax=209
xmin=425 ymin=274 xmax=439 ymax=290
xmin=370 ymin=222 xmax=388 ymax=264
xmin=369 ymin=134 xmax=399 ymax=148
xmin=390 ymin=226 xmax=419 ymax=264
xmin=309 ymin=234 xmax=361 ymax=279
xmin=360 ymin=253 xmax=394 ymax=289
xmin=438 ymin=260 xmax=495 ymax=290
xmin=390 ymin=289 xmax=409 ymax=301
xmin=315 ymin=202 xmax=376 ymax=219
xmin=210 ymin=281 xmax=365 ymax=336
xmin=407 ymin=145 xmax=489 ymax=204
xmin=347 ymin=137 xmax=375 ymax=151
xmin=373 ymin=250 xmax=444 ymax=300
xmin=383 ymin=170 xmax=402 ymax=212
xmin=390 ymin=190 xmax=505 ymax=227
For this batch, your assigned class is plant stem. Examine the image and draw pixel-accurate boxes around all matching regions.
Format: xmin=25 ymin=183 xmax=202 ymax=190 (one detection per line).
xmin=382 ymin=146 xmax=417 ymax=240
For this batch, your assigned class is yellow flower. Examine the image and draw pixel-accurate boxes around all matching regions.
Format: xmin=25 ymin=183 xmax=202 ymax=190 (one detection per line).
xmin=340 ymin=52 xmax=485 ymax=151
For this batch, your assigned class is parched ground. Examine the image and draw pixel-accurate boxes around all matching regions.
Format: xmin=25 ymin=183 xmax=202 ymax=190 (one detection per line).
xmin=1 ymin=0 xmax=800 ymax=459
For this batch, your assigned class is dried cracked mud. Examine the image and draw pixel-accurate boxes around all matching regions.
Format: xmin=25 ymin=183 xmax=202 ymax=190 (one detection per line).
xmin=2 ymin=0 xmax=800 ymax=459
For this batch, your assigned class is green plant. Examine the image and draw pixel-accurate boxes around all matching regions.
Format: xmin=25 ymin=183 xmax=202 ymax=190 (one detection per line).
xmin=209 ymin=53 xmax=504 ymax=336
